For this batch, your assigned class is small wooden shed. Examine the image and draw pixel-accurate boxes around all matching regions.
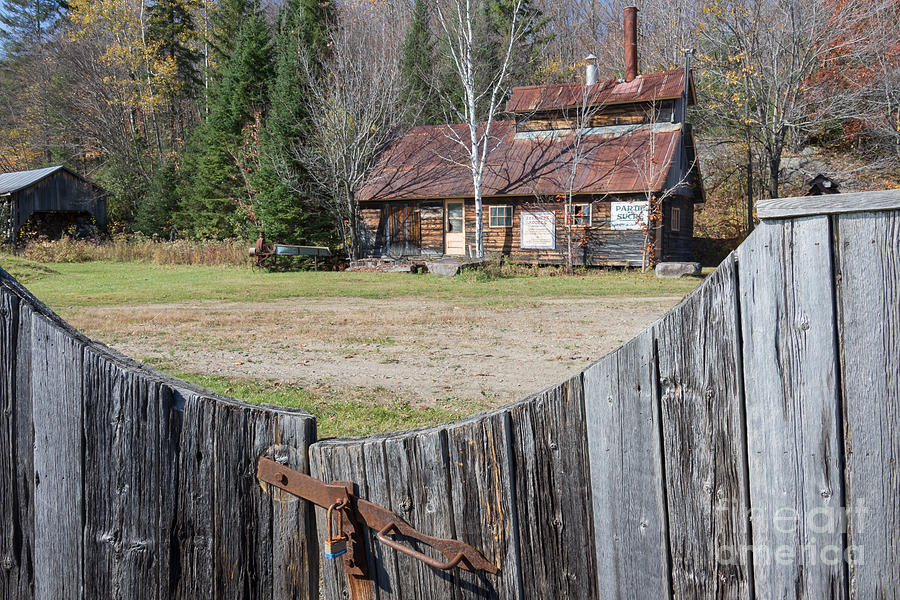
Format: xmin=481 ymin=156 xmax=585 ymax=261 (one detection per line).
xmin=0 ymin=165 xmax=107 ymax=243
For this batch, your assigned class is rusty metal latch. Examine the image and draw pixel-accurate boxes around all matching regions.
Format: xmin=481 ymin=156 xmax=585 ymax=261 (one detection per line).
xmin=256 ymin=457 xmax=499 ymax=577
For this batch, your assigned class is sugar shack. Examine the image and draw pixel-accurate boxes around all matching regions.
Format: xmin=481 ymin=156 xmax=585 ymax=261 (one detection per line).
xmin=356 ymin=7 xmax=703 ymax=266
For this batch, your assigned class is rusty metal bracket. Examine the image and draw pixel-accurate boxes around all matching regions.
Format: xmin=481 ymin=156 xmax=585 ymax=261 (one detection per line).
xmin=256 ymin=457 xmax=499 ymax=576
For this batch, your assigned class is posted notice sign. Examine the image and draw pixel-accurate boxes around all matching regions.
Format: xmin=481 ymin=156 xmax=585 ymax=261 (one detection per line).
xmin=520 ymin=211 xmax=556 ymax=249
xmin=610 ymin=201 xmax=650 ymax=230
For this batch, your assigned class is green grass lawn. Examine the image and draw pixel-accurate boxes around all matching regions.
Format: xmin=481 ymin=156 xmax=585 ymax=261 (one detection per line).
xmin=1 ymin=254 xmax=702 ymax=308
xmin=158 ymin=368 xmax=491 ymax=439
xmin=1 ymin=253 xmax=704 ymax=436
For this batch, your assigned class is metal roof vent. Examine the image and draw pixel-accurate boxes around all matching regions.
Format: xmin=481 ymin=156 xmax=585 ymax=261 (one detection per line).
xmin=585 ymin=53 xmax=598 ymax=86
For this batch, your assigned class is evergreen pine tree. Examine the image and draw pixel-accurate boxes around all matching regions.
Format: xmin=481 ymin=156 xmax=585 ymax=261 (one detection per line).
xmin=208 ymin=0 xmax=248 ymax=68
xmin=147 ymin=0 xmax=201 ymax=96
xmin=252 ymin=0 xmax=334 ymax=244
xmin=179 ymin=3 xmax=273 ymax=238
xmin=400 ymin=0 xmax=441 ymax=125
xmin=0 ymin=0 xmax=62 ymax=58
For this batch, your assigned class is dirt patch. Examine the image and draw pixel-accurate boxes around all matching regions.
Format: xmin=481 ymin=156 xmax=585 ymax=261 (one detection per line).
xmin=59 ymin=295 xmax=682 ymax=408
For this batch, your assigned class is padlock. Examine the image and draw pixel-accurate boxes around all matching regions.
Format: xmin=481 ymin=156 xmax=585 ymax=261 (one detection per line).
xmin=325 ymin=502 xmax=348 ymax=559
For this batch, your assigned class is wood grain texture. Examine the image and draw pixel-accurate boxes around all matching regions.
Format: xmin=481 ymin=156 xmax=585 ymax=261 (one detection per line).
xmin=757 ymin=188 xmax=900 ymax=219
xmin=834 ymin=210 xmax=900 ymax=598
xmin=271 ymin=414 xmax=319 ymax=600
xmin=508 ymin=377 xmax=597 ymax=599
xmin=81 ymin=349 xmax=182 ymax=600
xmin=31 ymin=314 xmax=85 ymax=600
xmin=446 ymin=410 xmax=520 ymax=600
xmin=0 ymin=265 xmax=318 ymax=600
xmin=652 ymin=254 xmax=753 ymax=599
xmin=0 ymin=288 xmax=34 ymax=600
xmin=738 ymin=218 xmax=847 ymax=599
xmin=173 ymin=391 xmax=216 ymax=599
xmin=309 ymin=440 xmax=373 ymax=599
xmin=584 ymin=331 xmax=671 ymax=600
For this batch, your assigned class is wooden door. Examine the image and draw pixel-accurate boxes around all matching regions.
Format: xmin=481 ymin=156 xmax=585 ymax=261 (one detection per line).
xmin=444 ymin=200 xmax=465 ymax=255
xmin=387 ymin=203 xmax=421 ymax=255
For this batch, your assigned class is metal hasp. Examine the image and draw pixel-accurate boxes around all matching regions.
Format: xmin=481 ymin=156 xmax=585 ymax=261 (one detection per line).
xmin=256 ymin=456 xmax=499 ymax=578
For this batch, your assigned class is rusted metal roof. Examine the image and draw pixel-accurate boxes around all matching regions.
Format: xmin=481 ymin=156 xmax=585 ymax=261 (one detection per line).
xmin=505 ymin=69 xmax=691 ymax=113
xmin=357 ymin=121 xmax=684 ymax=202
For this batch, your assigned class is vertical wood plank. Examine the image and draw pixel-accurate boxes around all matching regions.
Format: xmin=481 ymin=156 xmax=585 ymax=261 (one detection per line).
xmin=509 ymin=377 xmax=597 ymax=599
xmin=173 ymin=391 xmax=216 ymax=599
xmin=271 ymin=413 xmax=319 ymax=600
xmin=360 ymin=437 xmax=399 ymax=600
xmin=31 ymin=315 xmax=84 ymax=600
xmin=309 ymin=440 xmax=373 ymax=600
xmin=834 ymin=210 xmax=900 ymax=598
xmin=653 ymin=254 xmax=753 ymax=599
xmin=446 ymin=411 xmax=521 ymax=600
xmin=81 ymin=351 xmax=182 ymax=600
xmin=212 ymin=402 xmax=277 ymax=599
xmin=1 ymin=288 xmax=34 ymax=600
xmin=738 ymin=218 xmax=847 ymax=599
xmin=383 ymin=429 xmax=459 ymax=600
xmin=584 ymin=331 xmax=670 ymax=599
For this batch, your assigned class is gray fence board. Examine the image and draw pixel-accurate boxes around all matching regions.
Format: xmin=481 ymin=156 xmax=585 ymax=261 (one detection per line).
xmin=310 ymin=440 xmax=371 ymax=599
xmin=173 ymin=392 xmax=216 ymax=599
xmin=31 ymin=315 xmax=84 ymax=600
xmin=738 ymin=218 xmax=847 ymax=599
xmin=446 ymin=411 xmax=520 ymax=599
xmin=653 ymin=254 xmax=753 ymax=599
xmin=82 ymin=350 xmax=181 ymax=600
xmin=835 ymin=210 xmax=900 ymax=598
xmin=584 ymin=331 xmax=670 ymax=599
xmin=271 ymin=415 xmax=319 ymax=600
xmin=508 ymin=377 xmax=596 ymax=599
xmin=1 ymin=289 xmax=33 ymax=600
xmin=386 ymin=429 xmax=459 ymax=599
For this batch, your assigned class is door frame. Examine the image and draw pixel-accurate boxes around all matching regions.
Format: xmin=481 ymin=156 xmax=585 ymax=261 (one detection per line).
xmin=444 ymin=199 xmax=465 ymax=255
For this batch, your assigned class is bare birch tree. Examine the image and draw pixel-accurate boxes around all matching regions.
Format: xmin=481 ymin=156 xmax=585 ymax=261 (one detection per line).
xmin=436 ymin=0 xmax=531 ymax=258
xmin=289 ymin=7 xmax=407 ymax=261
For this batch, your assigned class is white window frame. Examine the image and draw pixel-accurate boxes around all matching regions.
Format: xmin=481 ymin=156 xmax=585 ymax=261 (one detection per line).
xmin=489 ymin=205 xmax=513 ymax=228
xmin=565 ymin=203 xmax=592 ymax=227
xmin=671 ymin=206 xmax=681 ymax=232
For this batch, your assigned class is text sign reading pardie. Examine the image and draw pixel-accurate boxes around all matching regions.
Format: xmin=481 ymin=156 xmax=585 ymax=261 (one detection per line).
xmin=520 ymin=211 xmax=556 ymax=249
xmin=610 ymin=201 xmax=649 ymax=230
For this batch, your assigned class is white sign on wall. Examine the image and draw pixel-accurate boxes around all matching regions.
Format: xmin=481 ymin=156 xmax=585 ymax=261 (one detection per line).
xmin=520 ymin=211 xmax=556 ymax=249
xmin=610 ymin=201 xmax=650 ymax=230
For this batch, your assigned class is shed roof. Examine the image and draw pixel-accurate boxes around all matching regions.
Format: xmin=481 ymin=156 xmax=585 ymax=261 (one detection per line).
xmin=505 ymin=68 xmax=694 ymax=114
xmin=357 ymin=121 xmax=686 ymax=202
xmin=0 ymin=166 xmax=66 ymax=195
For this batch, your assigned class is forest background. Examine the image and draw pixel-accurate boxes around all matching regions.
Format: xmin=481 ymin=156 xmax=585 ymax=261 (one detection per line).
xmin=1 ymin=0 xmax=898 ymax=254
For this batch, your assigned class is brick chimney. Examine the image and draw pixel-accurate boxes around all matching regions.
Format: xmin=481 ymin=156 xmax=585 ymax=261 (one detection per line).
xmin=624 ymin=7 xmax=638 ymax=82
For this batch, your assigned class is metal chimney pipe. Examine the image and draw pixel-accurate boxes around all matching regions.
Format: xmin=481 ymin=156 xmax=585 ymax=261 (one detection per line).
xmin=585 ymin=53 xmax=598 ymax=85
xmin=624 ymin=6 xmax=638 ymax=82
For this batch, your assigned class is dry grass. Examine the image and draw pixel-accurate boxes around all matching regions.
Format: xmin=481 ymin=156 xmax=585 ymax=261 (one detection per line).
xmin=18 ymin=234 xmax=250 ymax=266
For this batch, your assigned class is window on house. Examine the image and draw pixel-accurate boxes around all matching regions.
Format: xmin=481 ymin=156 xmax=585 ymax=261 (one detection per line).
xmin=565 ymin=203 xmax=591 ymax=226
xmin=671 ymin=206 xmax=681 ymax=232
xmin=489 ymin=205 xmax=512 ymax=227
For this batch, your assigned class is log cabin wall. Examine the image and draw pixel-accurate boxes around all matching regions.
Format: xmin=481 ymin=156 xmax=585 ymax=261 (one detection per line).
xmin=359 ymin=193 xmax=678 ymax=266
xmin=516 ymin=100 xmax=676 ymax=133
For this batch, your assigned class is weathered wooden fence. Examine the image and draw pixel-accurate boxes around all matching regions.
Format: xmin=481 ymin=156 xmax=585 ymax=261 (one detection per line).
xmin=1 ymin=191 xmax=898 ymax=599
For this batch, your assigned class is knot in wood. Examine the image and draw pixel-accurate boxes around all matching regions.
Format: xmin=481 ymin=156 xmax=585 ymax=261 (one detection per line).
xmin=399 ymin=499 xmax=412 ymax=513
